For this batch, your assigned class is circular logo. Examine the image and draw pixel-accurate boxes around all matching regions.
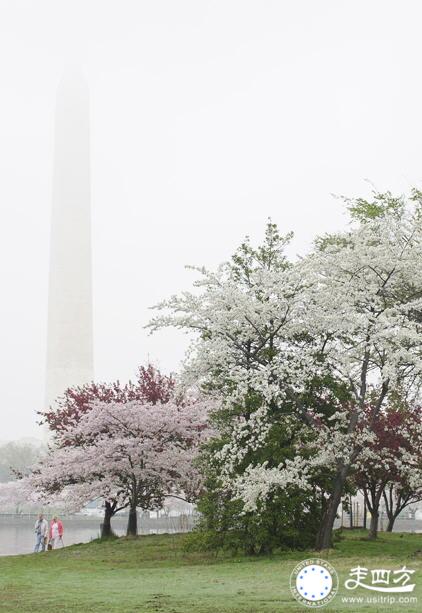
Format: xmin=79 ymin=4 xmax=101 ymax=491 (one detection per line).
xmin=290 ymin=558 xmax=338 ymax=608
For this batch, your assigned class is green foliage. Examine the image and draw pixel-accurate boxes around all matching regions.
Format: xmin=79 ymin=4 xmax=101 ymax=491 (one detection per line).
xmin=314 ymin=232 xmax=351 ymax=252
xmin=316 ymin=189 xmax=422 ymax=250
xmin=230 ymin=220 xmax=292 ymax=282
xmin=190 ymin=482 xmax=323 ymax=555
xmin=346 ymin=191 xmax=405 ymax=223
xmin=193 ymin=376 xmax=349 ymax=554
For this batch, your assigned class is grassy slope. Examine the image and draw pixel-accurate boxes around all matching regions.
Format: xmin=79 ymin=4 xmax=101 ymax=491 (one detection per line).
xmin=0 ymin=531 xmax=421 ymax=612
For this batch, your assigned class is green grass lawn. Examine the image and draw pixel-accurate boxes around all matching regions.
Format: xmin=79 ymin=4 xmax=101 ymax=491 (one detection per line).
xmin=0 ymin=530 xmax=421 ymax=612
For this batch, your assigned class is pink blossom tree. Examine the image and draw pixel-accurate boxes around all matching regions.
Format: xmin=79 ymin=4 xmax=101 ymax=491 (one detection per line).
xmin=38 ymin=364 xmax=175 ymax=440
xmin=353 ymin=404 xmax=422 ymax=539
xmin=35 ymin=364 xmax=175 ymax=535
xmin=30 ymin=397 xmax=212 ymax=536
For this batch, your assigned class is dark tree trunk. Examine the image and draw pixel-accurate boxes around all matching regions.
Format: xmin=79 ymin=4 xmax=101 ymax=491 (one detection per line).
xmin=315 ymin=468 xmax=348 ymax=550
xmin=362 ymin=482 xmax=385 ymax=541
xmin=368 ymin=511 xmax=379 ymax=539
xmin=386 ymin=516 xmax=395 ymax=532
xmin=127 ymin=504 xmax=138 ymax=536
xmin=101 ymin=502 xmax=114 ymax=538
xmin=314 ymin=379 xmax=387 ymax=551
xmin=365 ymin=486 xmax=383 ymax=540
xmin=383 ymin=488 xmax=407 ymax=533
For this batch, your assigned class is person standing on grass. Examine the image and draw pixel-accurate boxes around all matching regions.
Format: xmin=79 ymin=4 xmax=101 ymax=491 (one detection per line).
xmin=49 ymin=516 xmax=64 ymax=549
xmin=34 ymin=513 xmax=48 ymax=553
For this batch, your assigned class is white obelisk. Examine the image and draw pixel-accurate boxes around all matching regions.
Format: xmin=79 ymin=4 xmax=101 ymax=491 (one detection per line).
xmin=45 ymin=70 xmax=94 ymax=409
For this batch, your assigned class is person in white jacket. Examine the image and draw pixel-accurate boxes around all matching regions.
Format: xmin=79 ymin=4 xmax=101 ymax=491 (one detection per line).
xmin=34 ymin=513 xmax=48 ymax=553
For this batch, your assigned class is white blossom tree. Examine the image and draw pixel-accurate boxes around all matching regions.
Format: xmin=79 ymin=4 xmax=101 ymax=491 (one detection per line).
xmin=149 ymin=195 xmax=422 ymax=549
xmin=300 ymin=195 xmax=422 ymax=547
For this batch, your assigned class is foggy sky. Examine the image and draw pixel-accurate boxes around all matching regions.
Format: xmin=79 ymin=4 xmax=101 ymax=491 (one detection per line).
xmin=1 ymin=0 xmax=422 ymax=440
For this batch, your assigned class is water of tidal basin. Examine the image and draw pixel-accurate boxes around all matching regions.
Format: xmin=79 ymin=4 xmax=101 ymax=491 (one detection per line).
xmin=1 ymin=515 xmax=421 ymax=556
xmin=0 ymin=515 xmax=195 ymax=556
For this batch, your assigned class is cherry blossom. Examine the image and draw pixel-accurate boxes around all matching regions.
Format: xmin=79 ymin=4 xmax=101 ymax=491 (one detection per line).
xmin=29 ymin=397 xmax=213 ymax=535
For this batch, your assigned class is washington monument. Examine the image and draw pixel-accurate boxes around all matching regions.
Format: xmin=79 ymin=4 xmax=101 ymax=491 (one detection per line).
xmin=45 ymin=70 xmax=94 ymax=409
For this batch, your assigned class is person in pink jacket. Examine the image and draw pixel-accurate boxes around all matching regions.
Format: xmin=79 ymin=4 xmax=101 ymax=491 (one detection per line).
xmin=49 ymin=516 xmax=64 ymax=549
